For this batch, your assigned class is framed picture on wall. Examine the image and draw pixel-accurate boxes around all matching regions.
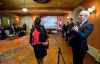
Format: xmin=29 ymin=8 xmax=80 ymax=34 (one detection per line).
xmin=2 ymin=16 xmax=10 ymax=29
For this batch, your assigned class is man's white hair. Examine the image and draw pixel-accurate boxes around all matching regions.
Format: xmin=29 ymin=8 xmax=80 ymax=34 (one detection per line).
xmin=80 ymin=10 xmax=90 ymax=16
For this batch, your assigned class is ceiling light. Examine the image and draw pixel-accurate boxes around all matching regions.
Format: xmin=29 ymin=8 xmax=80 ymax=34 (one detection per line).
xmin=92 ymin=6 xmax=95 ymax=9
xmin=22 ymin=8 xmax=28 ymax=12
xmin=88 ymin=6 xmax=96 ymax=13
xmin=21 ymin=0 xmax=28 ymax=12
xmin=67 ymin=16 xmax=70 ymax=19
xmin=88 ymin=8 xmax=92 ymax=12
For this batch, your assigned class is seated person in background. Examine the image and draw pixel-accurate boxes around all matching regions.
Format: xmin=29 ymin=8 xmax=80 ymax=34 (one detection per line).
xmin=22 ymin=23 xmax=27 ymax=31
xmin=0 ymin=26 xmax=7 ymax=40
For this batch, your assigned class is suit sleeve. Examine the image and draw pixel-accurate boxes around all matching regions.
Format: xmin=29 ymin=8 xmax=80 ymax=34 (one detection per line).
xmin=78 ymin=24 xmax=94 ymax=39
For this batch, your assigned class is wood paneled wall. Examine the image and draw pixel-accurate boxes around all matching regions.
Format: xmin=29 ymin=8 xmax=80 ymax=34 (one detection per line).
xmin=88 ymin=1 xmax=100 ymax=50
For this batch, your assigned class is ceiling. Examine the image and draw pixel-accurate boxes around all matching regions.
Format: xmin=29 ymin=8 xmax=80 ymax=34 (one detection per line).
xmin=0 ymin=0 xmax=90 ymax=15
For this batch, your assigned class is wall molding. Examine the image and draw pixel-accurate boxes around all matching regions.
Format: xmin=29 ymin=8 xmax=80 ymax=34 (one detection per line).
xmin=88 ymin=45 xmax=100 ymax=63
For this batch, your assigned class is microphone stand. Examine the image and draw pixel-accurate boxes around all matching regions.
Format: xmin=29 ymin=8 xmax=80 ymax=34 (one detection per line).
xmin=57 ymin=47 xmax=66 ymax=64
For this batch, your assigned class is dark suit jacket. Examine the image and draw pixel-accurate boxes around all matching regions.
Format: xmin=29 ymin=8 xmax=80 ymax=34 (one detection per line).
xmin=69 ymin=21 xmax=93 ymax=51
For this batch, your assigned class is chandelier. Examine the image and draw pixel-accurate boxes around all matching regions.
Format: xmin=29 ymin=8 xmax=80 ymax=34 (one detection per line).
xmin=22 ymin=0 xmax=28 ymax=12
xmin=33 ymin=0 xmax=50 ymax=3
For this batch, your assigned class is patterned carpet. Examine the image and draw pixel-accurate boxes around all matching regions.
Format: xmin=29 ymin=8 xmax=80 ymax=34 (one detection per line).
xmin=0 ymin=34 xmax=98 ymax=64
xmin=0 ymin=45 xmax=35 ymax=64
xmin=0 ymin=36 xmax=36 ymax=64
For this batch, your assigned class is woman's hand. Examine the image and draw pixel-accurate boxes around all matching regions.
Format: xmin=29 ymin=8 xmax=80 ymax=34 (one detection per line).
xmin=43 ymin=42 xmax=48 ymax=46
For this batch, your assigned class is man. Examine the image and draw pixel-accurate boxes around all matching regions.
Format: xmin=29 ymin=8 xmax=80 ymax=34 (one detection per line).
xmin=69 ymin=10 xmax=94 ymax=64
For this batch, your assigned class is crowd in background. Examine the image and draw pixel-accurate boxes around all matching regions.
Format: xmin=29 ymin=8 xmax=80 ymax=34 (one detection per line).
xmin=0 ymin=23 xmax=26 ymax=40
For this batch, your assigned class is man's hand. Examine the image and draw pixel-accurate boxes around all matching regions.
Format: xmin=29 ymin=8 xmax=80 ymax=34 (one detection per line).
xmin=72 ymin=26 xmax=79 ymax=32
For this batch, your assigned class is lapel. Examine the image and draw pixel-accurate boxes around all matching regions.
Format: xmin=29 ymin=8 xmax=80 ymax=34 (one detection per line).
xmin=79 ymin=21 xmax=88 ymax=32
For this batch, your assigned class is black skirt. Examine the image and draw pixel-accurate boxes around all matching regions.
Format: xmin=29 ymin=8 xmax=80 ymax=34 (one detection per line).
xmin=33 ymin=44 xmax=47 ymax=59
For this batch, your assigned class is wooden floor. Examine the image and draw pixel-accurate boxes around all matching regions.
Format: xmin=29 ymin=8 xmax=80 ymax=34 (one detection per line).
xmin=0 ymin=34 xmax=98 ymax=64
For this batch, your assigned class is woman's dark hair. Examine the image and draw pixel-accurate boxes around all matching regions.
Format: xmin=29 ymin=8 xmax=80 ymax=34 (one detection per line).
xmin=34 ymin=16 xmax=41 ymax=26
xmin=32 ymin=25 xmax=41 ymax=32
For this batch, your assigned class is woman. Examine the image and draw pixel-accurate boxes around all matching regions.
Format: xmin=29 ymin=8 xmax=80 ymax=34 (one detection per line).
xmin=30 ymin=17 xmax=48 ymax=64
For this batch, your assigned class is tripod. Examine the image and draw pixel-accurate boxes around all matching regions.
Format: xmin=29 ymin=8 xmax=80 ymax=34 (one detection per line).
xmin=57 ymin=47 xmax=66 ymax=64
